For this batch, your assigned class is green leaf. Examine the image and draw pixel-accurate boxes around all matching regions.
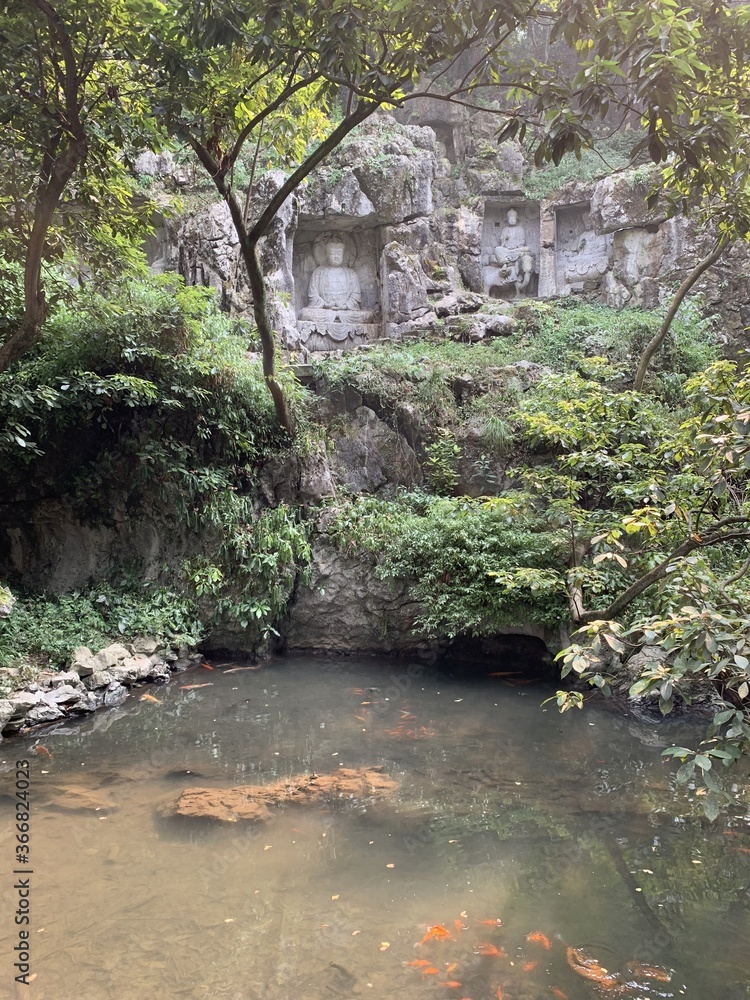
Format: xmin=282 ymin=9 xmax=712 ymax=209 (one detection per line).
xmin=676 ymin=760 xmax=695 ymax=782
xmin=703 ymin=793 xmax=720 ymax=822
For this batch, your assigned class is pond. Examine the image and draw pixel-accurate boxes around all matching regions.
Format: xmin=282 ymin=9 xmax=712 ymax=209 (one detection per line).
xmin=0 ymin=655 xmax=748 ymax=1000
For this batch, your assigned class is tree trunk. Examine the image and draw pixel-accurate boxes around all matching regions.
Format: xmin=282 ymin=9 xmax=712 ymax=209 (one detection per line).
xmin=218 ymin=186 xmax=294 ymax=434
xmin=187 ymin=101 xmax=378 ymax=437
xmin=0 ymin=137 xmax=87 ymax=373
xmin=633 ymin=236 xmax=730 ymax=391
xmin=245 ymin=240 xmax=295 ymax=435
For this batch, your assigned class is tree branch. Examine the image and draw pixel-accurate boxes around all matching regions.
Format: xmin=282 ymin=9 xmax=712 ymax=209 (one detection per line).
xmin=247 ymin=99 xmax=377 ymax=244
xmin=227 ymin=64 xmax=319 ymax=167
xmin=577 ymin=526 xmax=750 ymax=624
xmin=633 ymin=236 xmax=731 ymax=391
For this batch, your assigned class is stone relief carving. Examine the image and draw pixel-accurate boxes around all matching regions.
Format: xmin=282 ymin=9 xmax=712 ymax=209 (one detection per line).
xmin=481 ymin=203 xmax=540 ymax=298
xmin=294 ymin=231 xmax=380 ymax=351
xmin=555 ymin=204 xmax=611 ymax=293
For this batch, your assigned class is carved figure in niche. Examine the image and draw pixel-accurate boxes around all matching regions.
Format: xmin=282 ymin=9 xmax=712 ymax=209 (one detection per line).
xmin=489 ymin=209 xmax=535 ymax=296
xmin=299 ymin=235 xmax=374 ymax=323
xmin=563 ymin=214 xmax=609 ymax=288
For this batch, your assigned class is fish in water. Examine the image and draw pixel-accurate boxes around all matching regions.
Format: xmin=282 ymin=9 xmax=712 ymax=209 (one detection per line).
xmin=31 ymin=745 xmax=52 ymax=759
xmin=475 ymin=943 xmax=506 ymax=958
xmin=625 ymin=961 xmax=673 ymax=982
xmin=422 ymin=967 xmax=440 ymax=976
xmin=523 ymin=961 xmax=539 ymax=973
xmin=477 ymin=918 xmax=503 ymax=926
xmin=527 ymin=931 xmax=552 ymax=950
xmin=179 ymin=683 xmax=213 ymax=690
xmin=140 ymin=693 xmax=162 ymax=703
xmin=566 ymin=947 xmax=623 ymax=989
xmin=419 ymin=925 xmax=453 ymax=945
xmin=549 ymin=989 xmax=568 ymax=1000
xmin=441 ymin=982 xmax=462 ymax=989
xmin=223 ymin=666 xmax=261 ymax=673
xmin=405 ymin=960 xmax=433 ymax=968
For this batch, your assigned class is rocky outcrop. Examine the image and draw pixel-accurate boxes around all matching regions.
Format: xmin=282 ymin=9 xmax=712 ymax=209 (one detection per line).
xmin=283 ymin=537 xmax=426 ymax=655
xmin=616 ymin=645 xmax=723 ymax=718
xmin=329 ymin=406 xmax=422 ymax=493
xmin=0 ymin=498 xmax=191 ymax=592
xmin=0 ymin=639 xmax=200 ymax=741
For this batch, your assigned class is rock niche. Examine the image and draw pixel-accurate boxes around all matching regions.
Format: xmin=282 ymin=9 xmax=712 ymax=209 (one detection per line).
xmin=294 ymin=229 xmax=381 ymax=350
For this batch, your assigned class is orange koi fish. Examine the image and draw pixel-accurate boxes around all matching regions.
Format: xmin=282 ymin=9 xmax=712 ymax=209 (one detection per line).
xmin=422 ymin=967 xmax=440 ymax=976
xmin=625 ymin=962 xmax=673 ymax=982
xmin=566 ymin=947 xmax=622 ymax=989
xmin=405 ymin=960 xmax=433 ymax=968
xmin=31 ymin=745 xmax=52 ymax=759
xmin=446 ymin=963 xmax=459 ymax=974
xmin=454 ymin=919 xmax=464 ymax=936
xmin=354 ymin=715 xmax=367 ymax=722
xmin=442 ymin=983 xmax=462 ymax=989
xmin=496 ymin=986 xmax=504 ymax=1000
xmin=476 ymin=944 xmax=506 ymax=958
xmin=732 ymin=846 xmax=750 ymax=854
xmin=140 ymin=693 xmax=162 ymax=703
xmin=523 ymin=961 xmax=539 ymax=973
xmin=223 ymin=666 xmax=260 ymax=673
xmin=179 ymin=682 xmax=213 ymax=689
xmin=527 ymin=931 xmax=551 ymax=950
xmin=549 ymin=989 xmax=569 ymax=1000
xmin=200 ymin=663 xmax=214 ymax=670
xmin=477 ymin=918 xmax=503 ymax=926
xmin=419 ymin=925 xmax=453 ymax=945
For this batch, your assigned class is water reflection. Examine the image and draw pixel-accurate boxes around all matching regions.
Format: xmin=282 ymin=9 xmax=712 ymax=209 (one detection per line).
xmin=0 ymin=655 xmax=748 ymax=999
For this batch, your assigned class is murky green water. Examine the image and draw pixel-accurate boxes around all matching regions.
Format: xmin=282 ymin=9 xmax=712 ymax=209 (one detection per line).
xmin=0 ymin=655 xmax=749 ymax=1000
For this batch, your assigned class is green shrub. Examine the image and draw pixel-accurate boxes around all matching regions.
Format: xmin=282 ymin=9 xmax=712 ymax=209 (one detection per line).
xmin=0 ymin=274 xmax=311 ymax=642
xmin=424 ymin=429 xmax=462 ymax=495
xmin=326 ymin=490 xmax=569 ymax=634
xmin=0 ymin=584 xmax=202 ymax=672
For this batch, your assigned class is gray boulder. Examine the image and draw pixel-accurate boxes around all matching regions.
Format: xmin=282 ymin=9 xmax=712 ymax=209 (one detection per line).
xmin=83 ymin=670 xmax=115 ymax=691
xmin=0 ymin=699 xmax=15 ymax=737
xmin=109 ymin=654 xmax=155 ymax=685
xmin=24 ymin=696 xmax=65 ymax=725
xmin=104 ymin=683 xmax=129 ymax=708
xmin=69 ymin=646 xmax=97 ymax=677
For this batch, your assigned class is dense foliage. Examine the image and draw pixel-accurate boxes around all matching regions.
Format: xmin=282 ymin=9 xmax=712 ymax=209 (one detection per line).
xmin=0 ymin=584 xmax=201 ymax=679
xmin=315 ymin=303 xmax=750 ymax=814
xmin=0 ymin=274 xmax=311 ymax=666
xmin=326 ymin=490 xmax=569 ymax=634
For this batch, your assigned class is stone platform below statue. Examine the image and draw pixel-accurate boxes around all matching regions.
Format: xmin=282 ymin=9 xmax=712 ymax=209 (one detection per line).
xmin=297 ymin=318 xmax=381 ymax=352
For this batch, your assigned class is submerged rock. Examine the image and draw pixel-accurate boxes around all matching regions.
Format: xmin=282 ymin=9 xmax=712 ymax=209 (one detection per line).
xmin=46 ymin=783 xmax=120 ymax=813
xmin=167 ymin=766 xmax=399 ymax=823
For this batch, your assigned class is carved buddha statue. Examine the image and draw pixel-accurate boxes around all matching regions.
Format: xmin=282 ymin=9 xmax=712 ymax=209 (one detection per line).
xmin=484 ymin=209 xmax=536 ymax=297
xmin=299 ymin=237 xmax=374 ymax=324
